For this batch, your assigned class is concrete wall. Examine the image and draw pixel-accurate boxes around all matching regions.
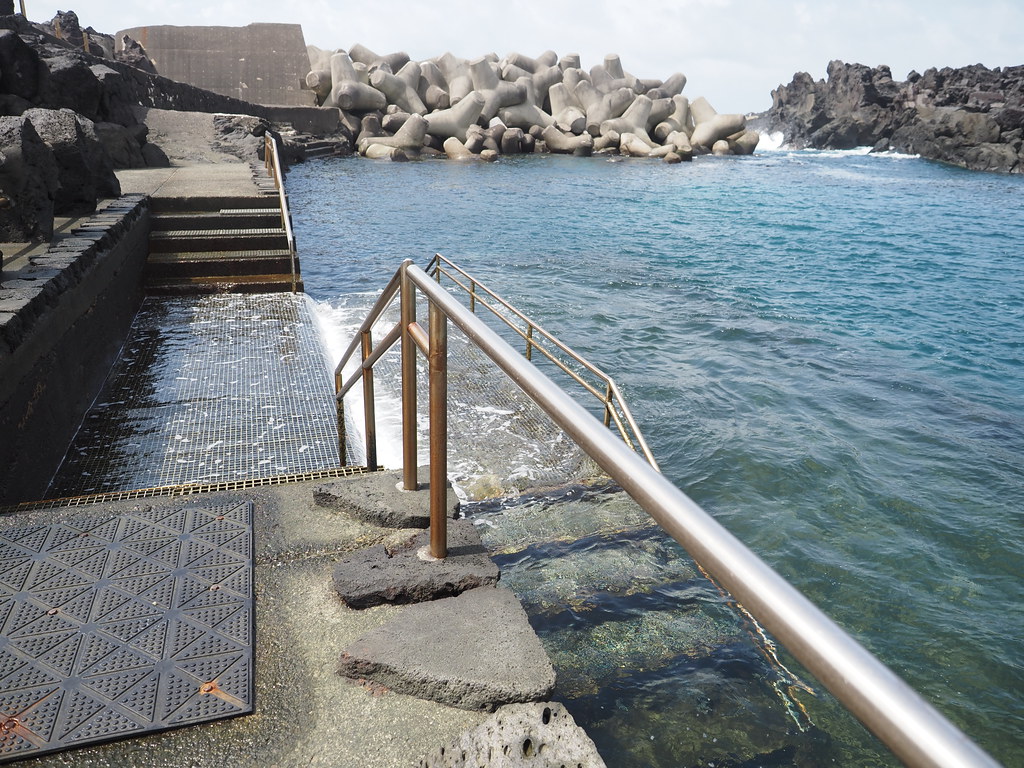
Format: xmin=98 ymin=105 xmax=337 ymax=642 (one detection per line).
xmin=118 ymin=23 xmax=315 ymax=107
xmin=0 ymin=196 xmax=150 ymax=505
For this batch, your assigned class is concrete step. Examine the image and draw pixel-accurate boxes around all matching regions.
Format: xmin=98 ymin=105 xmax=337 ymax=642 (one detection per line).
xmin=303 ymin=140 xmax=346 ymax=158
xmin=150 ymin=195 xmax=282 ymax=214
xmin=151 ymin=210 xmax=284 ymax=231
xmin=145 ymin=249 xmax=296 ymax=279
xmin=145 ymin=272 xmax=302 ymax=295
xmin=149 ymin=228 xmax=289 ymax=253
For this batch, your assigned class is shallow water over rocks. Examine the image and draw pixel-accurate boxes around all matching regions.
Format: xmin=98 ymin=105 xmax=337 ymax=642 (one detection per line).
xmin=291 ymin=150 xmax=1024 ymax=766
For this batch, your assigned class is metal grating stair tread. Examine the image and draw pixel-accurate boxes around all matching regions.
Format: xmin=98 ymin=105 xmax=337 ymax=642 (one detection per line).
xmin=148 ymin=249 xmax=293 ymax=261
xmin=146 ymin=275 xmax=302 ymax=295
xmin=219 ymin=208 xmax=287 ymax=216
xmin=151 ymin=228 xmax=286 ymax=238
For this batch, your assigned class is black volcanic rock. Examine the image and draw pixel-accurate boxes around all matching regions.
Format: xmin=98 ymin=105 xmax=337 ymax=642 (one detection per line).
xmin=94 ymin=121 xmax=145 ymax=168
xmin=0 ymin=30 xmax=45 ymax=102
xmin=762 ymin=60 xmax=1024 ymax=173
xmin=23 ymin=107 xmax=119 ymax=214
xmin=39 ymin=52 xmax=103 ymax=120
xmin=115 ymin=34 xmax=157 ymax=75
xmin=0 ymin=115 xmax=59 ymax=240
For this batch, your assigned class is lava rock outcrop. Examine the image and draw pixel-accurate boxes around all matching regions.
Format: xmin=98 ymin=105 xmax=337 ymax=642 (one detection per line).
xmin=763 ymin=60 xmax=1023 ymax=173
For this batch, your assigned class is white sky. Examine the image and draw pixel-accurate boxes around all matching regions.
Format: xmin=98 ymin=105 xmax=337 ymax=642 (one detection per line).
xmin=44 ymin=1 xmax=1024 ymax=114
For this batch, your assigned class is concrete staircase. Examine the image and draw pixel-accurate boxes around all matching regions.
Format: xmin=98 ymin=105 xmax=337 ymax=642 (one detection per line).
xmin=144 ymin=166 xmax=301 ymax=295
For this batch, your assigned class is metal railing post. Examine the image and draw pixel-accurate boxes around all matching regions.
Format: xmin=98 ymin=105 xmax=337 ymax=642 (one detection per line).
xmin=360 ymin=329 xmax=378 ymax=471
xmin=526 ymin=325 xmax=534 ymax=361
xmin=335 ymin=371 xmax=347 ymax=465
xmin=400 ymin=262 xmax=419 ymax=491
xmin=428 ymin=299 xmax=448 ymax=559
xmin=603 ymin=382 xmax=614 ymax=427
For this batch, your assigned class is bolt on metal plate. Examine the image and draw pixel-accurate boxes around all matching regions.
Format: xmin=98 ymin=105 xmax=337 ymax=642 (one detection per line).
xmin=0 ymin=502 xmax=254 ymax=762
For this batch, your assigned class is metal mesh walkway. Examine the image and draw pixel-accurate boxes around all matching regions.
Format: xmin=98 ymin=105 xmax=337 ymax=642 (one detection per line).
xmin=48 ymin=294 xmax=339 ymax=498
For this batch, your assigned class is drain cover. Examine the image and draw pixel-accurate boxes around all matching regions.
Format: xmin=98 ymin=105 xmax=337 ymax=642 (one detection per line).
xmin=0 ymin=502 xmax=254 ymax=762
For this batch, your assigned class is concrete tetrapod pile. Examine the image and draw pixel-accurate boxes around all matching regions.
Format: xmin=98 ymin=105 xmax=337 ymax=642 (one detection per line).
xmin=306 ymin=45 xmax=759 ymax=162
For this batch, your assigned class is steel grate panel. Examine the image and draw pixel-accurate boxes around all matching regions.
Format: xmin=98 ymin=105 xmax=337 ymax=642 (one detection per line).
xmin=152 ymin=228 xmax=284 ymax=237
xmin=48 ymin=294 xmax=340 ymax=499
xmin=0 ymin=502 xmax=254 ymax=762
xmin=1 ymin=467 xmax=370 ymax=515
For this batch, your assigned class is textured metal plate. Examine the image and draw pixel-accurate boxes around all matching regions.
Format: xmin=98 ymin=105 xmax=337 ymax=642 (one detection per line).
xmin=0 ymin=502 xmax=253 ymax=762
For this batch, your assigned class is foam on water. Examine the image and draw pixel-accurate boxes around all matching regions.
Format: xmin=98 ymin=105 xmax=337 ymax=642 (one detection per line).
xmin=755 ymin=130 xmax=786 ymax=151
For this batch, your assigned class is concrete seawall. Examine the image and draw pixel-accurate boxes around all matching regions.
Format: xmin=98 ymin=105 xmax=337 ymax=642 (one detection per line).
xmin=0 ymin=196 xmax=150 ymax=505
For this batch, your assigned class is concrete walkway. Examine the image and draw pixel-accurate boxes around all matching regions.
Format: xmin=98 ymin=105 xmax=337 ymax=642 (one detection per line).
xmin=116 ymin=163 xmax=266 ymax=200
xmin=3 ymin=477 xmax=492 ymax=767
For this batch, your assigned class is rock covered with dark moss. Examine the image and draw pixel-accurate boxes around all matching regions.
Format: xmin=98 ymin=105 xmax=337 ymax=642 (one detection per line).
xmin=762 ymin=60 xmax=1023 ymax=173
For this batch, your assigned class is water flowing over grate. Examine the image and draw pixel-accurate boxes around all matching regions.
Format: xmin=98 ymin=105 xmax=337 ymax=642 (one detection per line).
xmin=49 ymin=295 xmax=339 ymax=499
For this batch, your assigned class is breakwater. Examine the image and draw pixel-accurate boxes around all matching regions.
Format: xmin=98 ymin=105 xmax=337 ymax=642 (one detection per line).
xmin=305 ymin=45 xmax=760 ymax=161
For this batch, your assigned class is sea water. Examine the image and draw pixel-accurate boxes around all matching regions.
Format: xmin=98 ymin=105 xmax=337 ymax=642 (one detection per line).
xmin=287 ymin=149 xmax=1023 ymax=766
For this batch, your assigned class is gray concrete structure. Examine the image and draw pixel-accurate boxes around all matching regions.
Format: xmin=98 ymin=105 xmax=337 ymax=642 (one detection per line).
xmin=117 ymin=24 xmax=315 ymax=107
xmin=0 ymin=196 xmax=150 ymax=505
xmin=313 ymin=467 xmax=460 ymax=529
xmin=339 ymin=586 xmax=557 ymax=711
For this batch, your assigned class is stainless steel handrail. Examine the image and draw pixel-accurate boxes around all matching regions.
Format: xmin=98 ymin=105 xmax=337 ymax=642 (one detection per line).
xmin=264 ymin=134 xmax=298 ymax=293
xmin=335 ymin=258 xmax=998 ymax=768
xmin=333 ymin=256 xmax=659 ymax=472
xmin=427 ymin=254 xmax=659 ymax=469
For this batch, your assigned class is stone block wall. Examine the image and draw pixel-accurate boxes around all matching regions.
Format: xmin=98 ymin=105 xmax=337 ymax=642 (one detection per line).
xmin=0 ymin=196 xmax=150 ymax=505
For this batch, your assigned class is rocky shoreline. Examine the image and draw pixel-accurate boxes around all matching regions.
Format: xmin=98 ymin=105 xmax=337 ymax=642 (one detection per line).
xmin=3 ymin=10 xmax=1022 ymax=247
xmin=760 ymin=60 xmax=1024 ymax=173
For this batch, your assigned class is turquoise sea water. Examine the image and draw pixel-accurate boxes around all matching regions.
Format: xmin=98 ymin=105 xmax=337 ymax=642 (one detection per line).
xmin=287 ymin=150 xmax=1023 ymax=766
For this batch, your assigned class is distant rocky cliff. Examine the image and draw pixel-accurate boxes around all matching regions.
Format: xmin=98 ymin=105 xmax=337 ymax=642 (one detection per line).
xmin=761 ymin=60 xmax=1023 ymax=173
